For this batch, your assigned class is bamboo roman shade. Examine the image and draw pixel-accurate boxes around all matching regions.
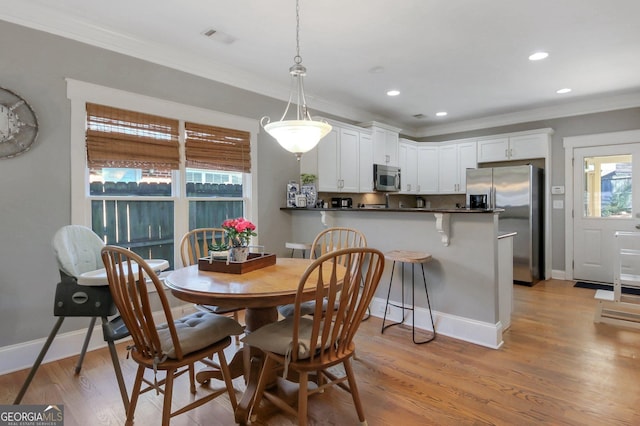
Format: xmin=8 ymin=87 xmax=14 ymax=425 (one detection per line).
xmin=85 ymin=103 xmax=180 ymax=169
xmin=185 ymin=122 xmax=251 ymax=173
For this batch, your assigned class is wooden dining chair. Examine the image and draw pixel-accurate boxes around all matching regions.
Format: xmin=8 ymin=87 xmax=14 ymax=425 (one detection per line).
xmin=101 ymin=245 xmax=243 ymax=426
xmin=277 ymin=227 xmax=367 ymax=318
xmin=180 ymin=228 xmax=244 ymax=341
xmin=243 ymin=247 xmax=385 ymax=426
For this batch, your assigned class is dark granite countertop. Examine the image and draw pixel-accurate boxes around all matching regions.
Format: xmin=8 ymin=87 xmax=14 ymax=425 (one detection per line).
xmin=281 ymin=207 xmax=502 ymax=213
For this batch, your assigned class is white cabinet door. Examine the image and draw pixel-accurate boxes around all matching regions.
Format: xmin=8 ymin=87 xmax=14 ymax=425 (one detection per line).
xmin=438 ymin=144 xmax=458 ymax=193
xmin=477 ymin=137 xmax=509 ymax=162
xmin=398 ymin=140 xmax=417 ymax=193
xmin=509 ymin=133 xmax=548 ymax=160
xmin=372 ymin=127 xmax=399 ymax=166
xmin=358 ymin=132 xmax=373 ymax=192
xmin=339 ymin=128 xmax=360 ymax=192
xmin=457 ymin=141 xmax=477 ymax=194
xmin=417 ymin=145 xmax=439 ymax=193
xmin=438 ymin=141 xmax=477 ymax=194
xmin=317 ymin=127 xmax=339 ymax=192
xmin=478 ymin=133 xmax=548 ymax=162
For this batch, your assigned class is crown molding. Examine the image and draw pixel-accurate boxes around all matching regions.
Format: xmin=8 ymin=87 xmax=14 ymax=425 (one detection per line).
xmin=414 ymin=91 xmax=640 ymax=138
xmin=0 ymin=4 xmax=368 ymax=124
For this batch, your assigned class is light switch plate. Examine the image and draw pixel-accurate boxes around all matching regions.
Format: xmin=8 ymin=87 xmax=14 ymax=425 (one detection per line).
xmin=553 ymin=200 xmax=564 ymax=209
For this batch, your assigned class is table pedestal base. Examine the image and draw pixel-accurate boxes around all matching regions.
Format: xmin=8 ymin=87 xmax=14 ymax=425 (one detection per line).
xmin=194 ymin=307 xmax=279 ymax=424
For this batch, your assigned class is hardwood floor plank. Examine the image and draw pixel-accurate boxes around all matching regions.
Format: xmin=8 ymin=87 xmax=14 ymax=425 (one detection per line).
xmin=2 ymin=279 xmax=640 ymax=425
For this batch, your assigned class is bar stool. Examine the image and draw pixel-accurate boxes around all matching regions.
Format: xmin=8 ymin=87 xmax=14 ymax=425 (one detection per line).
xmin=381 ymin=250 xmax=436 ymax=344
xmin=285 ymin=241 xmax=313 ymax=258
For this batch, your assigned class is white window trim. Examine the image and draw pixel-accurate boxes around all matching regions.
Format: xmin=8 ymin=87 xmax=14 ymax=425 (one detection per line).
xmin=66 ymin=78 xmax=260 ymax=262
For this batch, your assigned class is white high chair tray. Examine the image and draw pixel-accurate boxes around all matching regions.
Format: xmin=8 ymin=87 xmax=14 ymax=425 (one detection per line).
xmin=77 ymin=259 xmax=170 ymax=286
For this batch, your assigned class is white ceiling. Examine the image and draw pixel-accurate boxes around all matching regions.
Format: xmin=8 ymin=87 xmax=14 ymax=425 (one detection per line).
xmin=3 ymin=0 xmax=640 ymax=137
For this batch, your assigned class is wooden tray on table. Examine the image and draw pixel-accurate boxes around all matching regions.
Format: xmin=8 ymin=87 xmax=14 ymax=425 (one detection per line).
xmin=198 ymin=253 xmax=276 ymax=274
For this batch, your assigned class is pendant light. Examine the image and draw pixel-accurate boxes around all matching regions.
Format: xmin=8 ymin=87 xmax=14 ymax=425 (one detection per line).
xmin=261 ymin=0 xmax=332 ymax=160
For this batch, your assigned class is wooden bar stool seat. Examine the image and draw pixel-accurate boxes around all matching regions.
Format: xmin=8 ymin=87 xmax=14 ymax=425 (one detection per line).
xmin=285 ymin=241 xmax=312 ymax=258
xmin=381 ymin=250 xmax=436 ymax=344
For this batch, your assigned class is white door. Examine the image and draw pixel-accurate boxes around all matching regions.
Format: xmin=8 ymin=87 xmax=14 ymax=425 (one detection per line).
xmin=573 ymin=144 xmax=640 ymax=283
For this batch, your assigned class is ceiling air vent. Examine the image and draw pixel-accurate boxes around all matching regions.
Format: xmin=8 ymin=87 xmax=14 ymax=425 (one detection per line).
xmin=412 ymin=114 xmax=427 ymax=119
xmin=202 ymin=28 xmax=236 ymax=44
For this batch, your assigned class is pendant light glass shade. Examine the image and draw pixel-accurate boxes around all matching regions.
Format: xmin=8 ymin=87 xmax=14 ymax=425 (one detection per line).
xmin=261 ymin=0 xmax=331 ymax=160
xmin=263 ymin=119 xmax=331 ymax=155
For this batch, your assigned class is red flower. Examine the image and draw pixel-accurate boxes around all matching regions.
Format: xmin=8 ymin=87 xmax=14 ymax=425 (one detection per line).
xmin=222 ymin=217 xmax=257 ymax=247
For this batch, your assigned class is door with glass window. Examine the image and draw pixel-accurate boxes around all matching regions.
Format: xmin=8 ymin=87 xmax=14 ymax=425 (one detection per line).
xmin=573 ymin=144 xmax=640 ymax=283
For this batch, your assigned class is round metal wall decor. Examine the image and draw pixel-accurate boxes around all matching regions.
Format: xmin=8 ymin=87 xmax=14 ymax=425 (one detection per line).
xmin=0 ymin=87 xmax=38 ymax=159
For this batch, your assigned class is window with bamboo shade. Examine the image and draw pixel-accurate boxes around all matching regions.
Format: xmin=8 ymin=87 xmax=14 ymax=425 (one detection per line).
xmin=185 ymin=122 xmax=251 ymax=173
xmin=85 ymin=103 xmax=180 ymax=170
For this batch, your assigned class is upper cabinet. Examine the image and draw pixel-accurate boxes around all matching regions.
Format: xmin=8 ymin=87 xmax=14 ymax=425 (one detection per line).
xmin=477 ymin=131 xmax=550 ymax=163
xmin=358 ymin=121 xmax=401 ymax=167
xmin=398 ymin=139 xmax=418 ymax=193
xmin=399 ymin=139 xmax=475 ymax=195
xmin=438 ymin=140 xmax=477 ymax=194
xmin=417 ymin=145 xmax=439 ymax=194
xmin=317 ymin=126 xmax=360 ymax=192
xmin=359 ymin=132 xmax=374 ymax=192
xmin=303 ymin=118 xmax=371 ymax=193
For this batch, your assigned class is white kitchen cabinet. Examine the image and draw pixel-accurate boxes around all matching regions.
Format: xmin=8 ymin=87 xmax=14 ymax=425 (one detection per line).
xmin=457 ymin=141 xmax=477 ymax=193
xmin=317 ymin=127 xmax=339 ymax=191
xmin=438 ymin=140 xmax=477 ymax=193
xmin=398 ymin=139 xmax=418 ymax=193
xmin=509 ymin=133 xmax=549 ymax=160
xmin=359 ymin=132 xmax=374 ymax=192
xmin=438 ymin=143 xmax=458 ymax=193
xmin=417 ymin=145 xmax=439 ymax=194
xmin=477 ymin=132 xmax=549 ymax=162
xmin=317 ymin=125 xmax=360 ymax=192
xmin=358 ymin=121 xmax=401 ymax=167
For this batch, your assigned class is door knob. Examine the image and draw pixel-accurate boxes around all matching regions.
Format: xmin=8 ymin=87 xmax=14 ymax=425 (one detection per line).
xmin=635 ymin=224 xmax=640 ymax=229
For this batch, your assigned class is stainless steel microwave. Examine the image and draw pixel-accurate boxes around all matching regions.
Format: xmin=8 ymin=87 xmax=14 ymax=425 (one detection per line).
xmin=373 ymin=164 xmax=401 ymax=192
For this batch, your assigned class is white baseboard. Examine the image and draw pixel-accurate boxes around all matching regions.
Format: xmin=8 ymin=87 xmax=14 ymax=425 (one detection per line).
xmin=551 ymin=269 xmax=567 ymax=280
xmin=0 ymin=304 xmax=197 ymax=376
xmin=369 ymin=297 xmax=504 ymax=349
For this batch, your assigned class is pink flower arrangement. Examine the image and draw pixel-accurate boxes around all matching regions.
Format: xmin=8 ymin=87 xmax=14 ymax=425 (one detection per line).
xmin=221 ymin=217 xmax=257 ymax=247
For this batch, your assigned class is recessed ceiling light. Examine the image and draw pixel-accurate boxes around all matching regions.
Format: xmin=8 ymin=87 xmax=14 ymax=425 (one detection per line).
xmin=386 ymin=90 xmax=400 ymax=96
xmin=528 ymin=51 xmax=549 ymax=61
xmin=436 ymin=111 xmax=448 ymax=117
xmin=556 ymin=88 xmax=572 ymax=94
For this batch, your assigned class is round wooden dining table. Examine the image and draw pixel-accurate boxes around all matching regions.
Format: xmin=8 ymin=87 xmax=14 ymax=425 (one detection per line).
xmin=164 ymin=257 xmax=334 ymax=424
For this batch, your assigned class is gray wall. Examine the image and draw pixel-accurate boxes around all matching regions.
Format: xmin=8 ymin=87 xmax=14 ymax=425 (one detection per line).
xmin=0 ymin=20 xmax=304 ymax=347
xmin=419 ymin=107 xmax=640 ymax=273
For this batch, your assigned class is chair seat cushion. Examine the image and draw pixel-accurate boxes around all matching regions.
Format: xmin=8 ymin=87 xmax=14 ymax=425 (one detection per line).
xmin=276 ymin=300 xmax=319 ymax=318
xmin=242 ymin=317 xmax=333 ymax=360
xmin=157 ymin=311 xmax=244 ymax=359
xmin=196 ymin=304 xmax=242 ymax=315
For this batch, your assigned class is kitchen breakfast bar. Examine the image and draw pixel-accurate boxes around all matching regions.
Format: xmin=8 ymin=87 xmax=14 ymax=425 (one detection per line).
xmin=283 ymin=207 xmax=514 ymax=349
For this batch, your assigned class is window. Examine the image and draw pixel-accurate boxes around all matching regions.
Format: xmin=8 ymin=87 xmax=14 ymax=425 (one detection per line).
xmin=582 ymin=154 xmax=632 ymax=218
xmin=68 ymin=79 xmax=258 ymax=268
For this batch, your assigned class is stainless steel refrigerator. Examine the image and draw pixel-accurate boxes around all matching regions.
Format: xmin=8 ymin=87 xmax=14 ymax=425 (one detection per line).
xmin=466 ymin=165 xmax=543 ymax=284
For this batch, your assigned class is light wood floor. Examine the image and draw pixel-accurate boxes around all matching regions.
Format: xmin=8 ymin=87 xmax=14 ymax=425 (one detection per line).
xmin=2 ymin=279 xmax=640 ymax=425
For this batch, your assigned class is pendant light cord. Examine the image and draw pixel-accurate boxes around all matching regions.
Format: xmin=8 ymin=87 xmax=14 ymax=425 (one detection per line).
xmin=294 ymin=0 xmax=302 ymax=65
